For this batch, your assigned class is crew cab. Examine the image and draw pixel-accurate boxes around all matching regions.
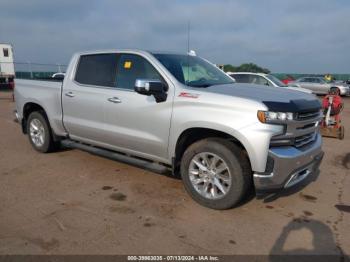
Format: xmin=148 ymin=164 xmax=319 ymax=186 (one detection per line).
xmin=14 ymin=50 xmax=324 ymax=209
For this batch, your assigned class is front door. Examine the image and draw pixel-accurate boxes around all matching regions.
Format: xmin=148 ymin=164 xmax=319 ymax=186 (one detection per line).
xmin=102 ymin=53 xmax=173 ymax=162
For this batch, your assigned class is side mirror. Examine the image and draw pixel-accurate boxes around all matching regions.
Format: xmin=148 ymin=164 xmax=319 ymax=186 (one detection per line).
xmin=134 ymin=79 xmax=168 ymax=103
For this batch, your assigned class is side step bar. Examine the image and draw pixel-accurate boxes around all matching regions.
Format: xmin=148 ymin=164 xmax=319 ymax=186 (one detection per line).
xmin=61 ymin=140 xmax=171 ymax=175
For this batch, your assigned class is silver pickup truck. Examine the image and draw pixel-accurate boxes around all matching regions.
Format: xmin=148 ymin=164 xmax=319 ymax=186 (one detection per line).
xmin=14 ymin=50 xmax=324 ymax=209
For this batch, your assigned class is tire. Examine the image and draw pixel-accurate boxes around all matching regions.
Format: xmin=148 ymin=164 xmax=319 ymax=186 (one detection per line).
xmin=27 ymin=111 xmax=58 ymax=153
xmin=180 ymin=138 xmax=252 ymax=210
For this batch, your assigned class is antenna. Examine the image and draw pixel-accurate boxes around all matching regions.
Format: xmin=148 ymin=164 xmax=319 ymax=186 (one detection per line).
xmin=187 ymin=20 xmax=190 ymax=54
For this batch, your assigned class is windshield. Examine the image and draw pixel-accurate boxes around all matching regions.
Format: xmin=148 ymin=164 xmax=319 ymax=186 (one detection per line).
xmin=265 ymin=75 xmax=287 ymax=87
xmin=153 ymin=54 xmax=234 ymax=87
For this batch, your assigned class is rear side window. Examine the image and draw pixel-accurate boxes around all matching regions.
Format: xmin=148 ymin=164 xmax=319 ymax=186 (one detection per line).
xmin=232 ymin=74 xmax=250 ymax=83
xmin=3 ymin=48 xmax=9 ymax=57
xmin=116 ymin=54 xmax=162 ymax=90
xmin=75 ymin=54 xmax=118 ymax=87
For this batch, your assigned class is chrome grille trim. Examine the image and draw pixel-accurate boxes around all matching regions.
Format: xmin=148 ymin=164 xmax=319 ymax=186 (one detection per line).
xmin=296 ymin=111 xmax=321 ymax=121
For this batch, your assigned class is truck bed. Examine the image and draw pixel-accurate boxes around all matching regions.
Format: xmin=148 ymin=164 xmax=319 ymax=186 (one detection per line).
xmin=15 ymin=79 xmax=66 ymax=136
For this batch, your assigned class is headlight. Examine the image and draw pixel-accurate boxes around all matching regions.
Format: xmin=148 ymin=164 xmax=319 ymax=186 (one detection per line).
xmin=257 ymin=110 xmax=294 ymax=123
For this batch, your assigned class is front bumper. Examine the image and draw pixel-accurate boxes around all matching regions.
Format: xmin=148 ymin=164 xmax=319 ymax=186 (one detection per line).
xmin=253 ymin=133 xmax=323 ymax=193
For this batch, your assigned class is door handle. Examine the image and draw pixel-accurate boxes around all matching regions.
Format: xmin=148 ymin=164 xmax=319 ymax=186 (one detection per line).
xmin=107 ymin=97 xmax=122 ymax=103
xmin=65 ymin=92 xmax=75 ymax=98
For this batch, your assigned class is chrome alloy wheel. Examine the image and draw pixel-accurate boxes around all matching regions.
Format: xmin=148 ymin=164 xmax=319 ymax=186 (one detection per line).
xmin=188 ymin=152 xmax=232 ymax=200
xmin=29 ymin=118 xmax=45 ymax=147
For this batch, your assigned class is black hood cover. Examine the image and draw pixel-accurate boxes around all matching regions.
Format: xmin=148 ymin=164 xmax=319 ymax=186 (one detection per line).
xmin=262 ymin=99 xmax=321 ymax=113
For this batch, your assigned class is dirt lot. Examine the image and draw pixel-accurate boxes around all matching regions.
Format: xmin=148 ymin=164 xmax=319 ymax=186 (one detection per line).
xmin=0 ymin=90 xmax=349 ymax=256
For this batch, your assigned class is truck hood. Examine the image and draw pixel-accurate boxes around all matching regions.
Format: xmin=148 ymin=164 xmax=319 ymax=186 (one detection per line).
xmin=201 ymin=83 xmax=321 ymax=112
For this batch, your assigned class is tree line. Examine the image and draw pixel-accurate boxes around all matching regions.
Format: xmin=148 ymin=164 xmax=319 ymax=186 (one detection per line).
xmin=223 ymin=63 xmax=270 ymax=74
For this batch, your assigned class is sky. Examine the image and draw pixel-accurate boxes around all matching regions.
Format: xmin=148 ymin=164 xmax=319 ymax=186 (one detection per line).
xmin=0 ymin=0 xmax=349 ymax=73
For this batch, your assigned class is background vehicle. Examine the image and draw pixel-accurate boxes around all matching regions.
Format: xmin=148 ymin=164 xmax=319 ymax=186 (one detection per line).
xmin=14 ymin=50 xmax=324 ymax=210
xmin=290 ymin=77 xmax=350 ymax=96
xmin=0 ymin=43 xmax=15 ymax=89
xmin=229 ymin=72 xmax=312 ymax=94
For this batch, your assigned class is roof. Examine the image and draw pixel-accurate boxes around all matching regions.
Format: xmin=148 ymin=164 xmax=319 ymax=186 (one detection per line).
xmin=74 ymin=49 xmax=188 ymax=57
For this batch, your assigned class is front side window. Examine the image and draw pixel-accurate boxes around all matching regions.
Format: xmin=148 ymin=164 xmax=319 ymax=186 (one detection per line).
xmin=153 ymin=54 xmax=234 ymax=87
xmin=3 ymin=48 xmax=9 ymax=57
xmin=116 ymin=54 xmax=162 ymax=90
xmin=250 ymin=75 xmax=269 ymax=86
xmin=75 ymin=54 xmax=118 ymax=87
xmin=265 ymin=75 xmax=287 ymax=87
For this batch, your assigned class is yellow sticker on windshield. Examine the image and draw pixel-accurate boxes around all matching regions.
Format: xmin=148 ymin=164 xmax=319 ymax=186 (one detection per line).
xmin=124 ymin=61 xmax=132 ymax=69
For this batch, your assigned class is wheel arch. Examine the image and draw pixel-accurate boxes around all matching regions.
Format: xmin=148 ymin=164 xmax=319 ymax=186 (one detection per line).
xmin=172 ymin=127 xmax=252 ymax=176
xmin=22 ymin=102 xmax=51 ymax=134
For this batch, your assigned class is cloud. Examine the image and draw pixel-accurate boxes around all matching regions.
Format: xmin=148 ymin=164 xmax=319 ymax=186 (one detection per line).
xmin=0 ymin=0 xmax=349 ymax=73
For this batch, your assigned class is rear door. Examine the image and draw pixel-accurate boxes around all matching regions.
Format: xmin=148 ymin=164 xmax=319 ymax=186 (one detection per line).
xmin=102 ymin=53 xmax=174 ymax=161
xmin=62 ymin=53 xmax=118 ymax=143
xmin=313 ymin=78 xmax=329 ymax=94
xmin=298 ymin=78 xmax=314 ymax=91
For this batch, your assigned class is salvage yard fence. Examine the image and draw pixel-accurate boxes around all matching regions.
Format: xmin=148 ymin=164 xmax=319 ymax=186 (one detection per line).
xmin=1 ymin=62 xmax=350 ymax=82
xmin=0 ymin=62 xmax=68 ymax=80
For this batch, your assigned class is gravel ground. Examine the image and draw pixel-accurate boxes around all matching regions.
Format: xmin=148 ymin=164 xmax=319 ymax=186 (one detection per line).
xmin=0 ymin=90 xmax=349 ymax=256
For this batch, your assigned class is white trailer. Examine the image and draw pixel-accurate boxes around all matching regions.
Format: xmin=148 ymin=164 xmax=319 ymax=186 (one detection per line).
xmin=0 ymin=43 xmax=15 ymax=89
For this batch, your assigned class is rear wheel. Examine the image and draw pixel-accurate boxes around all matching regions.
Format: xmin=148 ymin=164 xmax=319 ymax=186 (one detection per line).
xmin=180 ymin=138 xmax=252 ymax=210
xmin=27 ymin=111 xmax=58 ymax=153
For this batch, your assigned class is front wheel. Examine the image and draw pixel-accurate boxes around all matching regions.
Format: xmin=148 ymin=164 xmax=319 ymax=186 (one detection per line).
xmin=27 ymin=111 xmax=58 ymax=153
xmin=180 ymin=138 xmax=252 ymax=210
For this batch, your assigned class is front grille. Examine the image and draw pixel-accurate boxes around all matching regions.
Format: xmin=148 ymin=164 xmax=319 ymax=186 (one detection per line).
xmin=296 ymin=110 xmax=320 ymax=121
xmin=270 ymin=108 xmax=321 ymax=149
xmin=295 ymin=132 xmax=316 ymax=148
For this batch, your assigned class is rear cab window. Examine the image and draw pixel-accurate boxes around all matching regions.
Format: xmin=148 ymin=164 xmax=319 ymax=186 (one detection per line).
xmin=232 ymin=74 xmax=250 ymax=83
xmin=75 ymin=54 xmax=118 ymax=87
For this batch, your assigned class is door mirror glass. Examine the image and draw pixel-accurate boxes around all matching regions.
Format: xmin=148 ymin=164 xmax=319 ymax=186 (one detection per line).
xmin=134 ymin=79 xmax=168 ymax=103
